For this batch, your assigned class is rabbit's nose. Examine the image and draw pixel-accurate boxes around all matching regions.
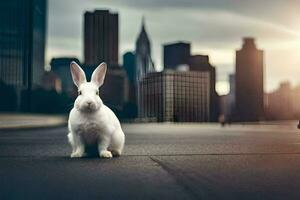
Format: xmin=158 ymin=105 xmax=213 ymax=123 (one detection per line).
xmin=86 ymin=101 xmax=92 ymax=106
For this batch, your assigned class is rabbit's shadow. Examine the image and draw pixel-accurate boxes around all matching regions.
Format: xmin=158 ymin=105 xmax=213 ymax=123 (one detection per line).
xmin=63 ymin=145 xmax=121 ymax=159
xmin=63 ymin=145 xmax=101 ymax=159
xmin=82 ymin=145 xmax=101 ymax=158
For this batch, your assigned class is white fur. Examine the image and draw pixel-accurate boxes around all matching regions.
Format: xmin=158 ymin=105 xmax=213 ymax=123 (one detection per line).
xmin=68 ymin=61 xmax=125 ymax=158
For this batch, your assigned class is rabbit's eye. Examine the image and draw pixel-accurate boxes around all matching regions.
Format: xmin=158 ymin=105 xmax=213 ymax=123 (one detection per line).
xmin=78 ymin=90 xmax=82 ymax=95
xmin=96 ymin=91 xmax=99 ymax=95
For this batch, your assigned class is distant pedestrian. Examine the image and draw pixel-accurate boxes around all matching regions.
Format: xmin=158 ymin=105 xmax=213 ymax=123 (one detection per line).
xmin=218 ymin=114 xmax=226 ymax=127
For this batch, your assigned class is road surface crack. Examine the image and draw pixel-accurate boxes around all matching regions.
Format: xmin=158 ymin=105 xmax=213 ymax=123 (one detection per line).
xmin=149 ymin=156 xmax=201 ymax=200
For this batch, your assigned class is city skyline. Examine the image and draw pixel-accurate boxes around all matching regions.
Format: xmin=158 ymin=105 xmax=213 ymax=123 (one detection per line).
xmin=47 ymin=0 xmax=300 ymax=95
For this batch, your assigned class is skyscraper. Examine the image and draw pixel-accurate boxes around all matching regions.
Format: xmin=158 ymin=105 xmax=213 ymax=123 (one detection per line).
xmin=139 ymin=71 xmax=210 ymax=122
xmin=188 ymin=55 xmax=219 ymax=122
xmin=235 ymin=37 xmax=264 ymax=121
xmin=163 ymin=42 xmax=191 ymax=70
xmin=84 ymin=10 xmax=118 ymax=66
xmin=135 ymin=18 xmax=155 ymax=117
xmin=0 ymin=0 xmax=47 ymax=111
xmin=135 ymin=18 xmax=154 ymax=83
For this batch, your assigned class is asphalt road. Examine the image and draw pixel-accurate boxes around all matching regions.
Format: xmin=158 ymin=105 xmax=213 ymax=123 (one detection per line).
xmin=1 ymin=122 xmax=300 ymax=200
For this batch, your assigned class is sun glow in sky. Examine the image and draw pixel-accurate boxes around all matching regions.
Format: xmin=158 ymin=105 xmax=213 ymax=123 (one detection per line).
xmin=47 ymin=0 xmax=300 ymax=95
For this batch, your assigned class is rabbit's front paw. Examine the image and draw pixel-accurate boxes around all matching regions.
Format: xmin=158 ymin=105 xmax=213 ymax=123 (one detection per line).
xmin=99 ymin=150 xmax=112 ymax=158
xmin=70 ymin=150 xmax=84 ymax=158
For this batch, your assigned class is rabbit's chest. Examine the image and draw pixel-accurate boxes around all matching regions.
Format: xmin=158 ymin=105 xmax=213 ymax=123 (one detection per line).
xmin=70 ymin=112 xmax=115 ymax=143
xmin=74 ymin=122 xmax=101 ymax=144
xmin=76 ymin=121 xmax=105 ymax=134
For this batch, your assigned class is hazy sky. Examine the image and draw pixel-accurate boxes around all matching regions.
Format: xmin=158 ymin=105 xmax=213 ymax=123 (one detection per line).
xmin=47 ymin=0 xmax=300 ymax=95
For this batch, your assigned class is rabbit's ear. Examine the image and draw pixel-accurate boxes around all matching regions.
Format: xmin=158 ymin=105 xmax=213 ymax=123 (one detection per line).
xmin=70 ymin=61 xmax=86 ymax=87
xmin=91 ymin=62 xmax=107 ymax=87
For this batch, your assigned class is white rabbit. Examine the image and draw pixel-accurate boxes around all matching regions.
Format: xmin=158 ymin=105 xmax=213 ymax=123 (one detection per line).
xmin=67 ymin=61 xmax=125 ymax=158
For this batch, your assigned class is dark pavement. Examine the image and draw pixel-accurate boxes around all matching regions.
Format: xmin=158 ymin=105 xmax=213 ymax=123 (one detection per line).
xmin=1 ymin=123 xmax=300 ymax=199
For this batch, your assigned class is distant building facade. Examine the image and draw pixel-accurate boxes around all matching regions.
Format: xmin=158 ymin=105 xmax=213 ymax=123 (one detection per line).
xmin=266 ymin=82 xmax=292 ymax=120
xmin=123 ymin=52 xmax=138 ymax=117
xmin=163 ymin=42 xmax=191 ymax=70
xmin=0 ymin=0 xmax=47 ymax=111
xmin=42 ymin=71 xmax=61 ymax=93
xmin=161 ymin=41 xmax=219 ymax=122
xmin=139 ymin=70 xmax=210 ymax=122
xmin=84 ymin=10 xmax=118 ymax=66
xmin=220 ymin=74 xmax=236 ymax=121
xmin=135 ymin=18 xmax=155 ymax=117
xmin=50 ymin=57 xmax=80 ymax=97
xmin=226 ymin=74 xmax=236 ymax=120
xmin=123 ymin=52 xmax=136 ymax=84
xmin=188 ymin=55 xmax=219 ymax=122
xmin=265 ymin=82 xmax=300 ymax=120
xmin=100 ymin=65 xmax=129 ymax=112
xmin=135 ymin=18 xmax=154 ymax=83
xmin=235 ymin=38 xmax=264 ymax=121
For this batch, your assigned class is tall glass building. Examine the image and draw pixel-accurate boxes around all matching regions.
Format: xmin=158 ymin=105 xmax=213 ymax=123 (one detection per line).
xmin=139 ymin=70 xmax=210 ymax=122
xmin=0 ymin=0 xmax=47 ymax=111
xmin=84 ymin=10 xmax=118 ymax=66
